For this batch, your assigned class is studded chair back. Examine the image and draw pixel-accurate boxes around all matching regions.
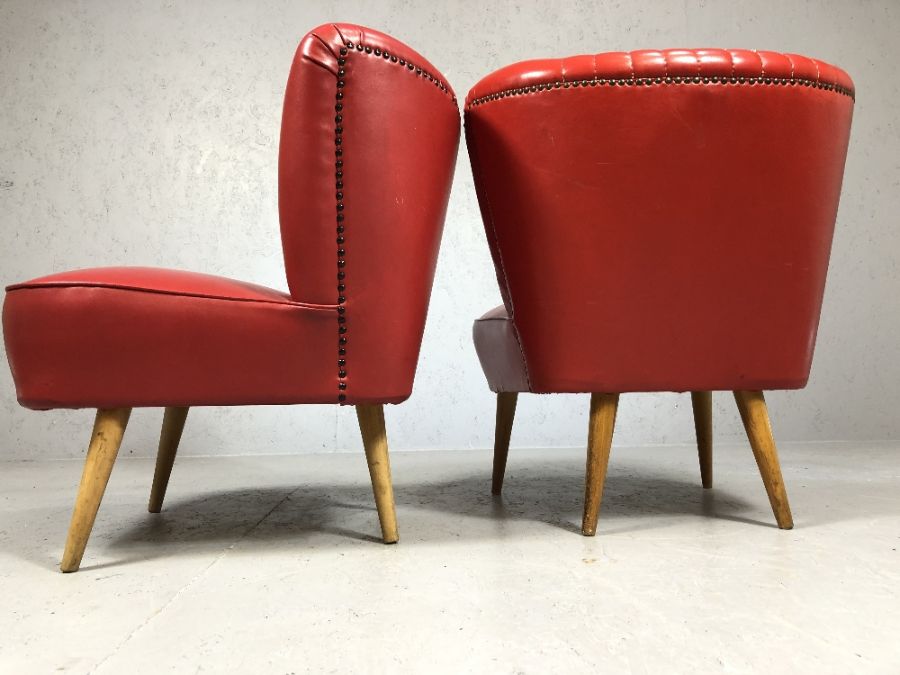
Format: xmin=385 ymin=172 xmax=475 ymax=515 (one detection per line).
xmin=465 ymin=50 xmax=854 ymax=393
xmin=280 ymin=23 xmax=460 ymax=403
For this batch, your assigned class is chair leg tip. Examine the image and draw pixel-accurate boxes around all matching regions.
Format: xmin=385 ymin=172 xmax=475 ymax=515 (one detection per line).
xmin=59 ymin=562 xmax=79 ymax=573
xmin=581 ymin=525 xmax=597 ymax=537
xmin=380 ymin=522 xmax=399 ymax=544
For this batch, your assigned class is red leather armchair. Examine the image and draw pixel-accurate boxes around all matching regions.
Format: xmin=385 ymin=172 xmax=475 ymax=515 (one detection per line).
xmin=3 ymin=23 xmax=460 ymax=571
xmin=466 ymin=49 xmax=853 ymax=534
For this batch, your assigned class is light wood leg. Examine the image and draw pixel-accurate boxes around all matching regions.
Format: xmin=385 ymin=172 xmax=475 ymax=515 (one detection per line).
xmin=691 ymin=391 xmax=713 ymax=489
xmin=733 ymin=390 xmax=794 ymax=529
xmin=582 ymin=393 xmax=619 ymax=536
xmin=491 ymin=392 xmax=518 ymax=495
xmin=60 ymin=408 xmax=131 ymax=572
xmin=356 ymin=404 xmax=399 ymax=543
xmin=148 ymin=406 xmax=189 ymax=513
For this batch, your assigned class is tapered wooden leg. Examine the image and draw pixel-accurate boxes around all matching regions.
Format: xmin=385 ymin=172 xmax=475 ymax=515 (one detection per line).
xmin=491 ymin=392 xmax=518 ymax=495
xmin=148 ymin=406 xmax=189 ymax=513
xmin=356 ymin=404 xmax=399 ymax=543
xmin=60 ymin=408 xmax=131 ymax=572
xmin=733 ymin=390 xmax=794 ymax=529
xmin=582 ymin=393 xmax=619 ymax=536
xmin=691 ymin=391 xmax=713 ymax=489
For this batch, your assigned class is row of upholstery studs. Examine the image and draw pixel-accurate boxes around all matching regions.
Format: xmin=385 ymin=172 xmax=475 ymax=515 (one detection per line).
xmin=344 ymin=41 xmax=454 ymax=100
xmin=333 ymin=39 xmax=457 ymax=403
xmin=468 ymin=75 xmax=854 ymax=107
xmin=336 ymin=45 xmax=349 ymax=402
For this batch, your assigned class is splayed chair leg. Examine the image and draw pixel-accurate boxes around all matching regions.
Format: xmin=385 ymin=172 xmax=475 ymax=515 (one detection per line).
xmin=691 ymin=391 xmax=713 ymax=488
xmin=356 ymin=404 xmax=399 ymax=543
xmin=491 ymin=392 xmax=518 ymax=495
xmin=733 ymin=390 xmax=794 ymax=529
xmin=60 ymin=408 xmax=132 ymax=572
xmin=148 ymin=406 xmax=189 ymax=513
xmin=581 ymin=393 xmax=619 ymax=536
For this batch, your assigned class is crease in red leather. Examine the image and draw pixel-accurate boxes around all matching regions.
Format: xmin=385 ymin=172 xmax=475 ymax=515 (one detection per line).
xmin=464 ymin=121 xmax=513 ymax=311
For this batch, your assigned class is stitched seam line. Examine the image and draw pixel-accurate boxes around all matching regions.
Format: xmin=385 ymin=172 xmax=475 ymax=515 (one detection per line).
xmin=464 ymin=122 xmax=533 ymax=391
xmin=335 ymin=46 xmax=349 ymax=403
xmin=466 ymin=75 xmax=854 ymax=108
xmin=345 ymin=39 xmax=457 ymax=105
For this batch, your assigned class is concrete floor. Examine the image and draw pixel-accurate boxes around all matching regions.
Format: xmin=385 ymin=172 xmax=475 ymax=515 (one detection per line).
xmin=1 ymin=443 xmax=898 ymax=674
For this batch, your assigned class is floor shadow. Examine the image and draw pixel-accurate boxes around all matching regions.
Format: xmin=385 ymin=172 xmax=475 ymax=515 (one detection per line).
xmin=104 ymin=468 xmax=766 ymax=552
xmin=110 ymin=486 xmax=385 ymax=547
xmin=4 ymin=464 xmax=794 ymax=571
xmin=397 ymin=468 xmax=766 ymax=532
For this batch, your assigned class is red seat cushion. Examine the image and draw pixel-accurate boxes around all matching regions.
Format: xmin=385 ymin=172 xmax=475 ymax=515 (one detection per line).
xmin=473 ymin=306 xmax=530 ymax=393
xmin=3 ymin=267 xmax=339 ymax=409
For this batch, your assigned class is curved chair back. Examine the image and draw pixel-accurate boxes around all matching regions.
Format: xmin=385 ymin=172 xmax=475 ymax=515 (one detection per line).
xmin=465 ymin=50 xmax=854 ymax=393
xmin=280 ymin=23 xmax=459 ymax=402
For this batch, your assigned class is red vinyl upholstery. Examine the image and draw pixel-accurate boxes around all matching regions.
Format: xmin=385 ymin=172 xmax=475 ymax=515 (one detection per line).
xmin=3 ymin=23 xmax=460 ymax=409
xmin=467 ymin=49 xmax=854 ymax=393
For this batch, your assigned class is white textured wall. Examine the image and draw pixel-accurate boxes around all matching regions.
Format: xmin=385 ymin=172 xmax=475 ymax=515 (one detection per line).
xmin=1 ymin=0 xmax=898 ymax=459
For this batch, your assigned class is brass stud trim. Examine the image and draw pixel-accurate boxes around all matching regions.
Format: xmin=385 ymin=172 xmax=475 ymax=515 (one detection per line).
xmin=334 ymin=50 xmax=349 ymax=403
xmin=343 ymin=39 xmax=456 ymax=104
xmin=466 ymin=74 xmax=854 ymax=109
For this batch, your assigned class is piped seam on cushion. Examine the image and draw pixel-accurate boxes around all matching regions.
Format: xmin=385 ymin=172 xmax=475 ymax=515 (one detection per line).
xmin=4 ymin=283 xmax=338 ymax=311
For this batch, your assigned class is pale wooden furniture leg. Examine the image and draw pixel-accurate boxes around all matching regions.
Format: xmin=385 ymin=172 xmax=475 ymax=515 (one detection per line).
xmin=60 ymin=407 xmax=132 ymax=572
xmin=733 ymin=390 xmax=794 ymax=529
xmin=691 ymin=391 xmax=713 ymax=488
xmin=581 ymin=393 xmax=619 ymax=536
xmin=148 ymin=406 xmax=189 ymax=513
xmin=356 ymin=404 xmax=399 ymax=543
xmin=491 ymin=392 xmax=518 ymax=495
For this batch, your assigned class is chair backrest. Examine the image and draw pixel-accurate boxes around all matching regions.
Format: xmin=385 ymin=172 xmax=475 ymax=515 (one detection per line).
xmin=280 ymin=24 xmax=459 ymax=402
xmin=465 ymin=49 xmax=854 ymax=393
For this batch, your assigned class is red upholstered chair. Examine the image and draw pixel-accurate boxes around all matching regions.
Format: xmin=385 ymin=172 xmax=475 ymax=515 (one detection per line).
xmin=2 ymin=23 xmax=459 ymax=571
xmin=466 ymin=50 xmax=853 ymax=534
